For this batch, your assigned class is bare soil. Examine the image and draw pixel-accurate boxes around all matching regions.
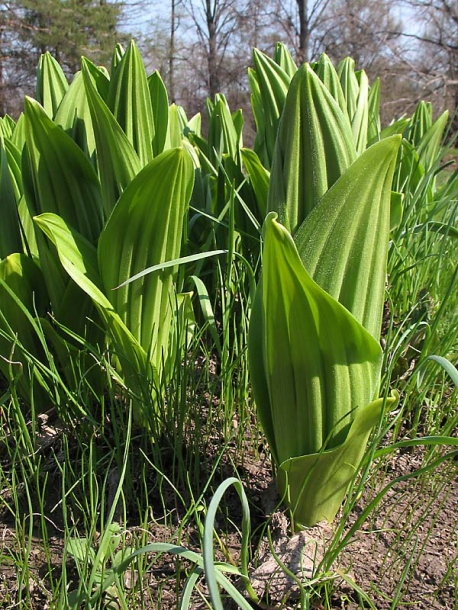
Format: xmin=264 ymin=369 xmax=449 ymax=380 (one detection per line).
xmin=1 ymin=421 xmax=457 ymax=610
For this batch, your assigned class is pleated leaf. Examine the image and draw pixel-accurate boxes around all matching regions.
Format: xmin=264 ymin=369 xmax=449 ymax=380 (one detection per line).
xmin=241 ymin=148 xmax=270 ymax=218
xmin=207 ymin=94 xmax=240 ymax=164
xmin=107 ymin=40 xmax=154 ymax=167
xmin=278 ymin=392 xmax=398 ymax=528
xmin=248 ymin=69 xmax=269 ymax=167
xmin=367 ymin=78 xmax=381 ymax=144
xmin=416 ymin=110 xmax=449 ymax=173
xmin=294 ymin=136 xmax=402 ymax=340
xmin=312 ymin=54 xmax=347 ymax=114
xmin=272 ymin=42 xmax=297 ymax=78
xmin=11 ymin=114 xmax=26 ymax=151
xmin=251 ymin=48 xmax=293 ymax=168
xmin=34 ymin=212 xmax=149 ymax=384
xmin=337 ymin=57 xmax=360 ymax=123
xmin=82 ymin=59 xmax=142 ymax=216
xmin=249 ymin=213 xmax=382 ymax=465
xmin=166 ymin=104 xmax=188 ymax=148
xmin=405 ymin=100 xmax=432 ymax=146
xmin=0 ymin=115 xmax=16 ymax=140
xmin=148 ymin=71 xmax=169 ymax=156
xmin=0 ymin=139 xmax=22 ymax=258
xmin=97 ymin=148 xmax=194 ymax=367
xmin=23 ymin=97 xmax=103 ymax=243
xmin=36 ymin=52 xmax=68 ymax=118
xmin=268 ymin=63 xmax=356 ymax=235
xmin=55 ymin=71 xmax=97 ymax=163
xmin=0 ymin=254 xmax=49 ymax=407
xmin=351 ymin=70 xmax=369 ymax=153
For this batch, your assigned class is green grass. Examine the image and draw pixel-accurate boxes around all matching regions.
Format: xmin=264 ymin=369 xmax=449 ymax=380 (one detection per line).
xmin=1 ymin=48 xmax=458 ymax=609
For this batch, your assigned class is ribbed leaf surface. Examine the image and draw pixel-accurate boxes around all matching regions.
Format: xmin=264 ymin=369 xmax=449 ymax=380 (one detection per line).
xmin=55 ymin=71 xmax=97 ymax=163
xmin=23 ymin=97 xmax=103 ymax=243
xmin=34 ymin=212 xmax=149 ymax=381
xmin=108 ymin=40 xmax=154 ymax=167
xmin=312 ymin=54 xmax=347 ymax=114
xmin=0 ymin=140 xmax=22 ymax=258
xmin=251 ymin=48 xmax=293 ymax=169
xmin=82 ymin=59 xmax=141 ymax=217
xmin=0 ymin=254 xmax=49 ymax=407
xmin=148 ymin=71 xmax=169 ymax=156
xmin=278 ymin=392 xmax=398 ymax=527
xmin=97 ymin=148 xmax=194 ymax=365
xmin=36 ymin=52 xmax=68 ymax=118
xmin=249 ymin=214 xmax=382 ymax=463
xmin=268 ymin=63 xmax=356 ymax=235
xmin=294 ymin=136 xmax=401 ymax=339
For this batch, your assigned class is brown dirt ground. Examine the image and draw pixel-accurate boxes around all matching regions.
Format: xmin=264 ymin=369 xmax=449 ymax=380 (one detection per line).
xmin=0 ymin=421 xmax=457 ymax=610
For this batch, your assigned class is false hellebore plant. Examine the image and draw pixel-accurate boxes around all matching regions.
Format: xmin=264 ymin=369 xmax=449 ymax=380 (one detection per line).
xmin=248 ymin=61 xmax=401 ymax=529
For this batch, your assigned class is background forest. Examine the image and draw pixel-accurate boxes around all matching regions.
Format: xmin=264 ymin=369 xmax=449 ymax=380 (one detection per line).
xmin=0 ymin=0 xmax=457 ymax=132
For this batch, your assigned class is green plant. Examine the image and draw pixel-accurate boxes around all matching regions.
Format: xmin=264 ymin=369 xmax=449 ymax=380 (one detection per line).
xmin=248 ymin=58 xmax=402 ymax=529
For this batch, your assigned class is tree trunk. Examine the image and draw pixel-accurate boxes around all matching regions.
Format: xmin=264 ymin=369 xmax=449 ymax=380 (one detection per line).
xmin=296 ymin=0 xmax=309 ymax=62
xmin=169 ymin=0 xmax=176 ymax=101
xmin=206 ymin=0 xmax=219 ymax=97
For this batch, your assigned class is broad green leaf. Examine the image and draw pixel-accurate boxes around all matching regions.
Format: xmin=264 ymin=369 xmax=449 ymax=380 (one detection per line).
xmin=251 ymin=48 xmax=293 ymax=169
xmin=0 ymin=115 xmax=16 ymax=140
xmin=11 ymin=113 xmax=26 ymax=151
xmin=34 ymin=212 xmax=149 ymax=385
xmin=82 ymin=59 xmax=142 ymax=216
xmin=4 ymin=138 xmax=23 ymax=202
xmin=107 ymin=40 xmax=154 ymax=167
xmin=186 ymin=113 xmax=202 ymax=138
xmin=273 ymin=42 xmax=297 ymax=78
xmin=393 ymin=139 xmax=426 ymax=200
xmin=241 ymin=148 xmax=269 ymax=218
xmin=378 ymin=117 xmax=409 ymax=142
xmin=405 ymin=100 xmax=432 ymax=146
xmin=249 ymin=213 xmax=382 ymax=464
xmin=367 ymin=78 xmax=381 ymax=144
xmin=352 ymin=70 xmax=369 ymax=153
xmin=18 ymin=196 xmax=38 ymax=257
xmin=55 ymin=71 xmax=97 ymax=162
xmin=111 ymin=43 xmax=125 ymax=72
xmin=207 ymin=95 xmax=239 ymax=164
xmin=81 ymin=56 xmax=110 ymax=100
xmin=232 ymin=109 xmax=244 ymax=149
xmin=208 ymin=94 xmax=240 ymax=167
xmin=278 ymin=392 xmax=398 ymax=528
xmin=390 ymin=191 xmax=404 ymax=231
xmin=337 ymin=57 xmax=359 ymax=122
xmin=23 ymin=96 xmax=104 ymax=318
xmin=268 ymin=63 xmax=356 ymax=235
xmin=23 ymin=97 xmax=103 ymax=243
xmin=0 ymin=254 xmax=49 ymax=407
xmin=148 ymin=71 xmax=169 ymax=156
xmin=312 ymin=54 xmax=347 ymax=114
xmin=166 ymin=103 xmax=188 ymax=148
xmin=294 ymin=136 xmax=401 ymax=339
xmin=248 ymin=68 xmax=269 ymax=167
xmin=36 ymin=52 xmax=68 ymax=118
xmin=0 ymin=139 xmax=22 ymax=258
xmin=97 ymin=148 xmax=194 ymax=364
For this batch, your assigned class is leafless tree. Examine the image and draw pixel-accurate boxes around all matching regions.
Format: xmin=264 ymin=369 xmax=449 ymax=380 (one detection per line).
xmin=398 ymin=1 xmax=458 ymax=125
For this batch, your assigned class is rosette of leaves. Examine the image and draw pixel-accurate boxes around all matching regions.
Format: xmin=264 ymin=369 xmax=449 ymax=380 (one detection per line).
xmin=248 ymin=62 xmax=401 ymax=529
